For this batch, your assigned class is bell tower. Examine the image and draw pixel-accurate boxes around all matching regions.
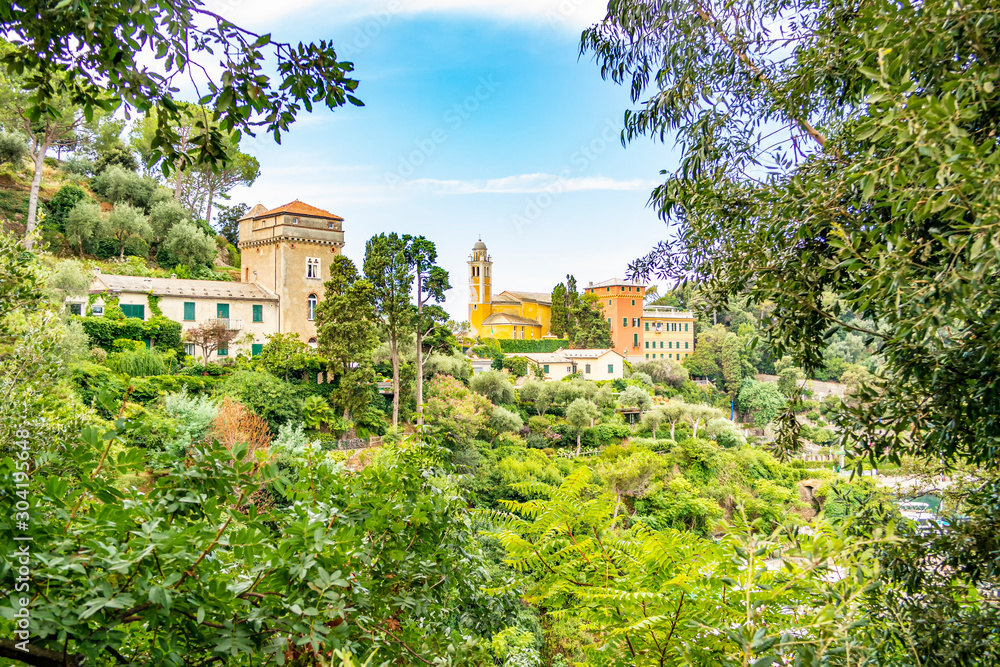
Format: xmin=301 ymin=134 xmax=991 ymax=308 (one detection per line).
xmin=468 ymin=238 xmax=492 ymax=336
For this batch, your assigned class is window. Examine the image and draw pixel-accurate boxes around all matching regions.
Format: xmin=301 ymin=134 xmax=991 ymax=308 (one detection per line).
xmin=585 ymin=364 xmax=591 ymax=374
xmin=543 ymin=364 xmax=549 ymax=373
xmin=307 ymin=258 xmax=321 ymax=279
xmin=308 ymin=337 xmax=318 ymax=349
xmin=566 ymin=366 xmax=572 ymax=373
xmin=631 ymin=299 xmax=635 ymax=306
xmin=183 ymin=302 xmax=195 ymax=321
xmin=669 ymin=353 xmax=672 ymax=359
xmin=623 ymin=317 xmax=628 ymax=327
xmin=217 ymin=303 xmax=229 ymax=319
xmin=251 ymin=344 xmax=263 ymax=356
xmin=645 ymin=341 xmax=648 ymax=349
xmin=660 ymin=342 xmax=664 ymax=348
xmin=328 ymin=221 xmax=335 ymax=229
xmin=291 ymin=217 xmax=299 ymax=225
xmin=92 ymin=304 xmax=104 ymax=317
xmin=608 ymin=364 xmax=614 ymax=374
xmin=607 ymin=287 xmax=610 ymax=292
xmin=121 ymin=304 xmax=145 ymax=319
xmin=184 ymin=344 xmax=195 ymax=356
xmin=307 ymin=294 xmax=317 ymax=321
xmin=645 ymin=322 xmax=649 ymax=331
xmin=669 ymin=342 xmax=673 ymax=348
xmin=608 ymin=299 xmax=612 ymax=305
xmin=218 ymin=344 xmax=228 ymax=356
xmin=633 ymin=333 xmax=638 ymax=347
xmin=252 ymin=304 xmax=263 ymax=322
xmin=685 ymin=342 xmax=689 ymax=349
xmin=660 ymin=354 xmax=664 ymax=358
xmin=645 ymin=354 xmax=649 ymax=359
xmin=608 ymin=318 xmax=612 ymax=326
xmin=67 ymin=303 xmax=82 ymax=316
xmin=685 ymin=323 xmax=689 ymax=331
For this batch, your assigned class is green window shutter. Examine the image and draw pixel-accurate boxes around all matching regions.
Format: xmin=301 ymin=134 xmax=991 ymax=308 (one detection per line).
xmin=183 ymin=302 xmax=195 ymax=321
xmin=633 ymin=333 xmax=638 ymax=346
xmin=622 ymin=317 xmax=627 ymax=327
xmin=632 ymin=299 xmax=635 ymax=306
xmin=121 ymin=304 xmax=145 ymax=319
xmin=645 ymin=354 xmax=649 ymax=359
xmin=685 ymin=323 xmax=689 ymax=331
xmin=645 ymin=322 xmax=649 ymax=331
xmin=543 ymin=364 xmax=549 ymax=373
xmin=251 ymin=344 xmax=263 ymax=356
xmin=686 ymin=342 xmax=689 ymax=349
xmin=585 ymin=364 xmax=591 ymax=374
xmin=607 ymin=318 xmax=611 ymax=326
xmin=252 ymin=304 xmax=263 ymax=322
xmin=669 ymin=342 xmax=672 ymax=348
xmin=218 ymin=345 xmax=228 ymax=356
xmin=608 ymin=364 xmax=614 ymax=374
xmin=217 ymin=303 xmax=230 ymax=318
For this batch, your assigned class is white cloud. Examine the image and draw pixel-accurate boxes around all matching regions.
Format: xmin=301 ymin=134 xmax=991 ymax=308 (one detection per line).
xmin=220 ymin=0 xmax=607 ymax=31
xmin=406 ymin=173 xmax=657 ymax=194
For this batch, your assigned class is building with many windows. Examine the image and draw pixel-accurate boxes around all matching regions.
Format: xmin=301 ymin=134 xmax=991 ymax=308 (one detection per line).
xmin=468 ymin=239 xmax=553 ymax=339
xmin=584 ymin=278 xmax=647 ymax=360
xmin=641 ymin=306 xmax=696 ymax=363
xmin=82 ymin=199 xmax=345 ymax=358
xmin=522 ymin=348 xmax=624 ymax=381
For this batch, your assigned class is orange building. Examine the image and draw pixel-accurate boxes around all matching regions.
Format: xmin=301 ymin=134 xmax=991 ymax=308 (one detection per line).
xmin=584 ymin=278 xmax=647 ymax=361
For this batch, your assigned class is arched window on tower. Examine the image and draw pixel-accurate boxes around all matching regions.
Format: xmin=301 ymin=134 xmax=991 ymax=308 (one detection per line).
xmin=307 ymin=294 xmax=317 ymax=321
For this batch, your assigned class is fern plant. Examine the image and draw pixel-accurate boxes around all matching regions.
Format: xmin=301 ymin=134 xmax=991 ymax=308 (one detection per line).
xmin=481 ymin=468 xmax=896 ymax=666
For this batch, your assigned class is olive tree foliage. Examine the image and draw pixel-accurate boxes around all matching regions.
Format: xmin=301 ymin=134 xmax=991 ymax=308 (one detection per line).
xmin=565 ymin=398 xmax=599 ymax=455
xmin=518 ymin=380 xmax=556 ymax=416
xmin=583 ymin=0 xmax=1000 ymax=469
xmin=470 ymin=369 xmax=516 ymax=406
xmin=585 ymin=2 xmax=1000 ymax=653
xmin=101 ymin=203 xmax=152 ymax=261
xmin=64 ymin=201 xmax=103 ymax=255
xmin=617 ymin=385 xmax=652 ymax=412
xmin=163 ymin=219 xmax=217 ymax=267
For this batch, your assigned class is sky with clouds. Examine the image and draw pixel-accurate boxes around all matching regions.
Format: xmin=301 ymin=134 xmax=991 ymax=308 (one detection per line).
xmin=220 ymin=0 xmax=681 ymax=321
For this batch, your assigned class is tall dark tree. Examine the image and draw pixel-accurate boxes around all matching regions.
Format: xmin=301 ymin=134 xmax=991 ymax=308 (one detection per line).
xmin=550 ymin=282 xmax=568 ymax=338
xmin=404 ymin=236 xmax=451 ymax=427
xmin=364 ymin=233 xmax=413 ymax=428
xmin=571 ymin=293 xmax=612 ymax=349
xmin=315 ymin=255 xmax=379 ymax=421
xmin=214 ymin=202 xmax=249 ymax=247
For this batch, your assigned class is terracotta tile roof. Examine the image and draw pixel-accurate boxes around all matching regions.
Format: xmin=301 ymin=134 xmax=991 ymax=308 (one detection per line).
xmin=91 ymin=274 xmax=278 ymax=301
xmin=260 ymin=199 xmax=343 ymax=221
xmin=239 ymin=203 xmax=270 ymax=220
xmin=482 ymin=313 xmax=543 ymax=327
xmin=498 ymin=290 xmax=552 ymax=305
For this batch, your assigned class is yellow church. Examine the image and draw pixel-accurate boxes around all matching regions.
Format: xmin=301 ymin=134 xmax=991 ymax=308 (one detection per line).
xmin=468 ymin=239 xmax=552 ymax=339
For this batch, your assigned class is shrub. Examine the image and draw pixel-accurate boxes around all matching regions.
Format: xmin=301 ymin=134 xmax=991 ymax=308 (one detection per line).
xmin=80 ymin=315 xmax=183 ymax=354
xmin=106 ymin=347 xmax=169 ymax=377
xmin=527 ymin=415 xmax=550 ymax=433
xmin=93 ymin=144 xmax=139 ymax=174
xmin=61 ymin=155 xmax=93 ymax=176
xmin=65 ymin=201 xmax=103 ymax=253
xmin=164 ymin=220 xmax=216 ymax=267
xmin=218 ymin=370 xmax=303 ymax=431
xmin=470 ymin=370 xmax=516 ymax=405
xmin=498 ymin=339 xmax=570 ymax=354
xmin=164 ymin=391 xmax=218 ymax=455
xmin=806 ymin=410 xmax=822 ymax=421
xmin=91 ymin=166 xmax=157 ymax=209
xmin=489 ymin=406 xmax=524 ymax=443
xmin=45 ymin=185 xmax=90 ymax=232
xmin=425 ymin=373 xmax=492 ymax=444
xmin=0 ymin=131 xmax=28 ymax=167
xmin=618 ymin=385 xmax=653 ymax=411
xmin=502 ymin=355 xmax=529 ymax=377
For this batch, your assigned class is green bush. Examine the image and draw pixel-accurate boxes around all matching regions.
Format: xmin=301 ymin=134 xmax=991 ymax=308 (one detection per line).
xmin=69 ymin=362 xmax=128 ymax=416
xmin=218 ymin=370 xmax=303 ymax=431
xmin=45 ymin=184 xmax=91 ymax=232
xmin=502 ymin=355 xmax=530 ymax=377
xmin=590 ymin=423 xmax=631 ymax=445
xmin=0 ymin=131 xmax=28 ymax=167
xmin=106 ymin=348 xmax=169 ymax=377
xmin=79 ymin=314 xmax=183 ymax=354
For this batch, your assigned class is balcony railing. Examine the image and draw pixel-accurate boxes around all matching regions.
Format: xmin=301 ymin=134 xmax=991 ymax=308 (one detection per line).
xmin=208 ymin=318 xmax=243 ymax=331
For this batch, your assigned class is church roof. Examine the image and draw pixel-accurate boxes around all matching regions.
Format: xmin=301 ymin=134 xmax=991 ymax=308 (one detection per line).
xmin=498 ymin=290 xmax=552 ymax=305
xmin=91 ymin=274 xmax=278 ymax=301
xmin=482 ymin=313 xmax=543 ymax=327
xmin=259 ymin=200 xmax=344 ymax=221
xmin=473 ymin=239 xmax=487 ymax=250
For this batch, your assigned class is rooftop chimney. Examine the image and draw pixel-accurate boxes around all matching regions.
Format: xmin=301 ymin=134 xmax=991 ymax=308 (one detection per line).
xmin=170 ymin=273 xmax=177 ymax=279
xmin=93 ymin=267 xmax=101 ymax=276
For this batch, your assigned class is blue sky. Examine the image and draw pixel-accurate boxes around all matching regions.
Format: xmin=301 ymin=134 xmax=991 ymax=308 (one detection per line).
xmin=223 ymin=0 xmax=681 ymax=321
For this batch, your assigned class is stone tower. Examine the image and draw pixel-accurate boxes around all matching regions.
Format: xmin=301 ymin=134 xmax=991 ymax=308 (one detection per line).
xmin=238 ymin=200 xmax=345 ymax=344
